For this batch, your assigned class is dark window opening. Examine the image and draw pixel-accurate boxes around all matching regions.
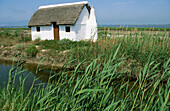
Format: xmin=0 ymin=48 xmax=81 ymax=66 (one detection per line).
xmin=65 ymin=26 xmax=70 ymax=32
xmin=36 ymin=27 xmax=40 ymax=32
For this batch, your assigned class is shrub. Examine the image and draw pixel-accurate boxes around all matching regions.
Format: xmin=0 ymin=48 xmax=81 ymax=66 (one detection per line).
xmin=14 ymin=44 xmax=26 ymax=51
xmin=25 ymin=45 xmax=38 ymax=57
xmin=4 ymin=30 xmax=11 ymax=37
xmin=35 ymin=37 xmax=41 ymax=42
xmin=98 ymin=31 xmax=108 ymax=39
xmin=0 ymin=32 xmax=2 ymax=37
xmin=0 ymin=30 xmax=11 ymax=37
xmin=18 ymin=35 xmax=31 ymax=42
xmin=37 ymin=39 xmax=91 ymax=51
xmin=15 ymin=30 xmax=20 ymax=37
xmin=35 ymin=38 xmax=41 ymax=45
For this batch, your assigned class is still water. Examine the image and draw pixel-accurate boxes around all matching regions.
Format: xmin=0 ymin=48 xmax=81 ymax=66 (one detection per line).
xmin=0 ymin=59 xmax=61 ymax=89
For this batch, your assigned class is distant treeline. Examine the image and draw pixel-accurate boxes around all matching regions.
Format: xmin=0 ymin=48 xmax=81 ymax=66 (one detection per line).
xmin=98 ymin=27 xmax=170 ymax=31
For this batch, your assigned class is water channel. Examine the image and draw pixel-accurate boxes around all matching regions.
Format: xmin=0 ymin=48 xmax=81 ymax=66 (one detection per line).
xmin=0 ymin=59 xmax=62 ymax=89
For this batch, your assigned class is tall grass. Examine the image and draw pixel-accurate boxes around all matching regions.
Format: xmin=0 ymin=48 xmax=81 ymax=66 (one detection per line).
xmin=36 ymin=39 xmax=91 ymax=52
xmin=0 ymin=28 xmax=31 ymax=47
xmin=0 ymin=46 xmax=169 ymax=110
xmin=65 ymin=31 xmax=169 ymax=75
xmin=0 ymin=29 xmax=169 ymax=110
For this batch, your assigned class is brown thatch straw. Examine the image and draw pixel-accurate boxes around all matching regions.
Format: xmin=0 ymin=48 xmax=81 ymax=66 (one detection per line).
xmin=28 ymin=4 xmax=90 ymax=27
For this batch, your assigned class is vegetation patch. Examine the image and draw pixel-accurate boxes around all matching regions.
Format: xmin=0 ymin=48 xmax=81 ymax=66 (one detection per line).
xmin=0 ymin=51 xmax=169 ymax=110
xmin=0 ymin=27 xmax=169 ymax=110
xmin=25 ymin=45 xmax=38 ymax=57
xmin=36 ymin=39 xmax=92 ymax=51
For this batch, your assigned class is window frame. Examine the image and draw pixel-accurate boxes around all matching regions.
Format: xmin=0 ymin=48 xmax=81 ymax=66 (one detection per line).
xmin=36 ymin=27 xmax=40 ymax=32
xmin=65 ymin=26 xmax=70 ymax=33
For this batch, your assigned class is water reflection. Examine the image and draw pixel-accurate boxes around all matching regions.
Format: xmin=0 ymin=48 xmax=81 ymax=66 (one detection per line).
xmin=0 ymin=59 xmax=62 ymax=89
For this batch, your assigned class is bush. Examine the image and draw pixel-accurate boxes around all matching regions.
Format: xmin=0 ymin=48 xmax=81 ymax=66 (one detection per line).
xmin=4 ymin=30 xmax=11 ymax=37
xmin=37 ymin=39 xmax=91 ymax=51
xmin=25 ymin=45 xmax=38 ymax=57
xmin=0 ymin=30 xmax=11 ymax=37
xmin=18 ymin=35 xmax=31 ymax=42
xmin=35 ymin=37 xmax=41 ymax=42
xmin=14 ymin=30 xmax=20 ymax=37
xmin=14 ymin=44 xmax=26 ymax=51
xmin=35 ymin=38 xmax=41 ymax=45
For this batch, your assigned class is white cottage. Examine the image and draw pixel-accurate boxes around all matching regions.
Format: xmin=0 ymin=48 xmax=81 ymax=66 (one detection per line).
xmin=28 ymin=1 xmax=98 ymax=41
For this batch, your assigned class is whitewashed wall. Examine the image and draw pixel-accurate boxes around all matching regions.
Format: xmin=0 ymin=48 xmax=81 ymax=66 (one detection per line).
xmin=31 ymin=6 xmax=93 ymax=41
xmin=59 ymin=6 xmax=89 ymax=41
xmin=31 ymin=25 xmax=54 ymax=40
xmin=59 ymin=25 xmax=76 ymax=40
xmin=74 ymin=6 xmax=89 ymax=41
xmin=86 ymin=7 xmax=98 ymax=41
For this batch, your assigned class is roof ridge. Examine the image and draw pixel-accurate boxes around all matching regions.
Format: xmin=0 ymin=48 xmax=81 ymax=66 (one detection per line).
xmin=39 ymin=1 xmax=89 ymax=9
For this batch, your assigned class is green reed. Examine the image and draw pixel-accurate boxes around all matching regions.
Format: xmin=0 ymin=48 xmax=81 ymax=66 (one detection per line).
xmin=66 ymin=30 xmax=169 ymax=74
xmin=0 ymin=30 xmax=169 ymax=110
xmin=0 ymin=46 xmax=169 ymax=110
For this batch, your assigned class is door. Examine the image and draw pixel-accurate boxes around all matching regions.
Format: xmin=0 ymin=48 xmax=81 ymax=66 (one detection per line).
xmin=53 ymin=22 xmax=59 ymax=40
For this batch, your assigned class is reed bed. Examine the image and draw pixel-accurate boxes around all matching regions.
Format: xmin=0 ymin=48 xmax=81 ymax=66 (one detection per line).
xmin=0 ymin=53 xmax=169 ymax=110
xmin=98 ymin=27 xmax=170 ymax=31
xmin=0 ymin=30 xmax=170 ymax=110
xmin=66 ymin=30 xmax=169 ymax=75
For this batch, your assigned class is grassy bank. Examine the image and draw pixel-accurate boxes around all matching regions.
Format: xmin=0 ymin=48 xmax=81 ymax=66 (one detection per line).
xmin=0 ymin=27 xmax=170 ymax=110
xmin=0 ymin=28 xmax=31 ymax=47
xmin=35 ymin=30 xmax=169 ymax=78
xmin=0 ymin=50 xmax=169 ymax=110
xmin=0 ymin=28 xmax=169 ymax=78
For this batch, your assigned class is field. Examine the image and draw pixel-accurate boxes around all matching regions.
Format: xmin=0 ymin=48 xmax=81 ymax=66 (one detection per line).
xmin=0 ymin=27 xmax=170 ymax=110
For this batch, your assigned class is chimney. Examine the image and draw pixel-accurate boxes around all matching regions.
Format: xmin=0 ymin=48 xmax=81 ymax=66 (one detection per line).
xmin=86 ymin=4 xmax=98 ymax=42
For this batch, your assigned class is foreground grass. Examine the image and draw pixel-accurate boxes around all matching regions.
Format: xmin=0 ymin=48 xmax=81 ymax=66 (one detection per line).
xmin=0 ymin=28 xmax=169 ymax=110
xmin=35 ymin=30 xmax=169 ymax=78
xmin=0 ymin=50 xmax=169 ymax=110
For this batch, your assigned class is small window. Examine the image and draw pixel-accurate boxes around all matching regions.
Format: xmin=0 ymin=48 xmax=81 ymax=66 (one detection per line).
xmin=36 ymin=27 xmax=40 ymax=32
xmin=65 ymin=26 xmax=70 ymax=32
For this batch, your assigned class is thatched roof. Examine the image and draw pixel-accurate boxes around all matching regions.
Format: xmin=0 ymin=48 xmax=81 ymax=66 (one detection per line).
xmin=28 ymin=3 xmax=90 ymax=27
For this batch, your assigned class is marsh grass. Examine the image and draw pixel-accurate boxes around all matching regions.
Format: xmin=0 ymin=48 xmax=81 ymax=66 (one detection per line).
xmin=65 ymin=30 xmax=169 ymax=75
xmin=36 ymin=39 xmax=92 ymax=52
xmin=0 ymin=45 xmax=169 ymax=110
xmin=25 ymin=45 xmax=39 ymax=57
xmin=0 ymin=28 xmax=169 ymax=110
xmin=0 ymin=28 xmax=31 ymax=47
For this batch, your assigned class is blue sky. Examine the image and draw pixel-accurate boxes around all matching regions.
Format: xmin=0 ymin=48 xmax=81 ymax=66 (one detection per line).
xmin=0 ymin=0 xmax=170 ymax=26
